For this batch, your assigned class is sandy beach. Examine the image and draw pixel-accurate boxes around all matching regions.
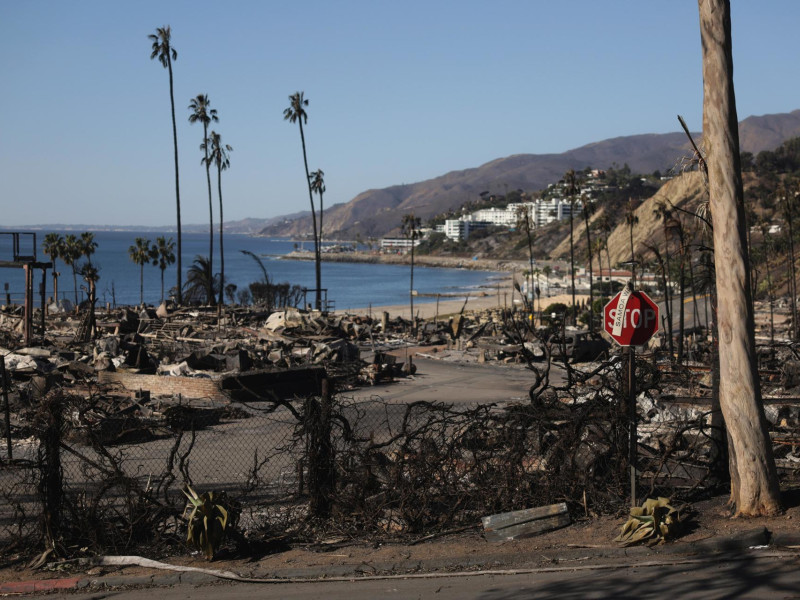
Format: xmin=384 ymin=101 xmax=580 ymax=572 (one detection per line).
xmin=336 ymin=290 xmax=591 ymax=320
xmin=293 ymin=250 xmax=587 ymax=320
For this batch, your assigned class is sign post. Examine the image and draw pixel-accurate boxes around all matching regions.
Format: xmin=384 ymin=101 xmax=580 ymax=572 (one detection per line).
xmin=603 ymin=287 xmax=659 ymax=507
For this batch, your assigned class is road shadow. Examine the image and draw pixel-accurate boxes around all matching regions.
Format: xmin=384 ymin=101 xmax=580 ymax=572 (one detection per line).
xmin=476 ymin=554 xmax=800 ymax=600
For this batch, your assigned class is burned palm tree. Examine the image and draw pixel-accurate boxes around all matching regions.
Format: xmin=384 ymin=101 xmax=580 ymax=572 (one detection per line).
xmin=284 ymin=91 xmax=321 ymax=310
xmin=149 ymin=25 xmax=183 ymax=305
xmin=189 ymin=93 xmax=219 ymax=304
xmin=564 ymin=169 xmax=579 ymax=325
xmin=202 ymin=131 xmax=232 ymax=306
xmin=401 ymin=213 xmax=421 ymax=332
xmin=581 ymin=195 xmax=596 ymax=332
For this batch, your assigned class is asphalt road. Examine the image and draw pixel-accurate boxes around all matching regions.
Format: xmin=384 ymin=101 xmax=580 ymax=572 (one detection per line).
xmin=351 ymin=357 xmax=538 ymax=406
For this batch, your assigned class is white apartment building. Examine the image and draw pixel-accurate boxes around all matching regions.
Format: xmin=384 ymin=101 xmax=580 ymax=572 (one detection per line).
xmin=380 ymin=237 xmax=421 ymax=251
xmin=440 ymin=197 xmax=583 ymax=241
xmin=444 ymin=219 xmax=486 ymax=241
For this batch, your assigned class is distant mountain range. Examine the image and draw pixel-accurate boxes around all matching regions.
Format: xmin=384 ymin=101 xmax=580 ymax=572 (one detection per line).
xmin=3 ymin=217 xmax=284 ymax=236
xmin=259 ymin=109 xmax=800 ymax=240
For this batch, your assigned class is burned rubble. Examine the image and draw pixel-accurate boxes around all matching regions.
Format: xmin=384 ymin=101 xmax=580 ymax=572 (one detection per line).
xmin=1 ymin=295 xmax=799 ymax=556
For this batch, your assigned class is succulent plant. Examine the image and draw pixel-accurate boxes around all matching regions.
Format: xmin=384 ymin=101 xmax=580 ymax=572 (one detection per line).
xmin=183 ymin=485 xmax=238 ymax=560
xmin=614 ymin=497 xmax=685 ymax=547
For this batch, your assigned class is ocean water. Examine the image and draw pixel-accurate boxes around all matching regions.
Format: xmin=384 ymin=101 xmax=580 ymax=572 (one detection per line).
xmin=0 ymin=231 xmax=500 ymax=310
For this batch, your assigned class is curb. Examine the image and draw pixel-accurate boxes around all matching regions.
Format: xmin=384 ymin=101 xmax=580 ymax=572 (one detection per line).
xmin=0 ymin=577 xmax=81 ymax=594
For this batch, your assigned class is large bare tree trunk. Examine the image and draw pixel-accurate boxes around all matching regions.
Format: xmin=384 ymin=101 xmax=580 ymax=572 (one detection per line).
xmin=699 ymin=0 xmax=781 ymax=515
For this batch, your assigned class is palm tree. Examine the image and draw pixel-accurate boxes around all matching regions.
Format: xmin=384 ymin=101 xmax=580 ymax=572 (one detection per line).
xmin=189 ymin=93 xmax=218 ymax=304
xmin=152 ymin=236 xmax=176 ymax=303
xmin=645 ymin=242 xmax=674 ymax=357
xmin=310 ymin=168 xmax=325 ymax=249
xmin=401 ymin=213 xmax=421 ymax=331
xmin=128 ymin=237 xmax=155 ymax=305
xmin=581 ymin=196 xmax=596 ymax=332
xmin=183 ymin=255 xmax=216 ymax=305
xmin=202 ymin=131 xmax=232 ymax=305
xmin=516 ymin=205 xmax=536 ymax=302
xmin=542 ymin=265 xmax=552 ymax=298
xmin=592 ymin=237 xmax=607 ymax=295
xmin=149 ymin=26 xmax=183 ymax=305
xmin=778 ymin=184 xmax=798 ymax=340
xmin=666 ymin=215 xmax=687 ymax=363
xmin=42 ymin=233 xmax=63 ymax=303
xmin=80 ymin=232 xmax=97 ymax=265
xmin=652 ymin=200 xmax=675 ymax=356
xmin=283 ymin=91 xmax=321 ymax=310
xmin=77 ymin=262 xmax=100 ymax=341
xmin=61 ymin=234 xmax=83 ymax=305
xmin=625 ymin=198 xmax=639 ymax=264
xmin=756 ymin=223 xmax=776 ymax=353
xmin=595 ymin=213 xmax=614 ymax=286
xmin=564 ymin=170 xmax=579 ymax=325
xmin=533 ymin=267 xmax=542 ymax=318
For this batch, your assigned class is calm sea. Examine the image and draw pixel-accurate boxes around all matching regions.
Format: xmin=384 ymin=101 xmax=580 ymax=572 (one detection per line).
xmin=0 ymin=231 xmax=500 ymax=311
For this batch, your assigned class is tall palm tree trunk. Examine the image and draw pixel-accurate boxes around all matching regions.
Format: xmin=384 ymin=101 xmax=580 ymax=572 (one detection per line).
xmin=583 ymin=212 xmax=594 ymax=333
xmin=765 ymin=244 xmax=775 ymax=355
xmin=410 ymin=242 xmax=415 ymax=329
xmin=677 ymin=248 xmax=686 ymax=364
xmin=661 ymin=222 xmax=675 ymax=360
xmin=783 ymin=196 xmax=798 ymax=340
xmin=203 ymin=122 xmax=214 ymax=305
xmin=217 ymin=163 xmax=225 ymax=306
xmin=168 ymin=57 xmax=182 ymax=305
xmin=319 ymin=189 xmax=324 ymax=252
xmin=52 ymin=262 xmax=59 ymax=303
xmin=298 ymin=120 xmax=321 ymax=310
xmin=139 ymin=264 xmax=144 ymax=305
xmin=569 ymin=208 xmax=576 ymax=326
xmin=688 ymin=250 xmax=701 ymax=334
xmin=699 ymin=0 xmax=781 ymax=515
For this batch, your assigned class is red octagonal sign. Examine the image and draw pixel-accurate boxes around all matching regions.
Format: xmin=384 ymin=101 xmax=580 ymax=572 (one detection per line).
xmin=603 ymin=289 xmax=660 ymax=347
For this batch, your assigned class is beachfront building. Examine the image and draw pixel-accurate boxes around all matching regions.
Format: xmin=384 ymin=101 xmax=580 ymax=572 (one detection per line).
xmin=443 ymin=218 xmax=487 ymax=241
xmin=380 ymin=237 xmax=422 ymax=252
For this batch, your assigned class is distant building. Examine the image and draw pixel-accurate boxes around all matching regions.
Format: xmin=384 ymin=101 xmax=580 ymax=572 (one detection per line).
xmin=380 ymin=237 xmax=421 ymax=251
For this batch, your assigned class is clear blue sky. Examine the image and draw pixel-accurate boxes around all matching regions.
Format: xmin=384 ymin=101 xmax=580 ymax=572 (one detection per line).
xmin=1 ymin=1 xmax=798 ymax=227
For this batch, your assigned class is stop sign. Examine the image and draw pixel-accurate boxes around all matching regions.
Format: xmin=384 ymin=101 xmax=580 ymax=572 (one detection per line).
xmin=603 ymin=289 xmax=660 ymax=346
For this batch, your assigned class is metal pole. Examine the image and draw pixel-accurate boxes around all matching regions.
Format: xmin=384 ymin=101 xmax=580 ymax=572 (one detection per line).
xmin=40 ymin=269 xmax=47 ymax=343
xmin=1 ymin=356 xmax=11 ymax=461
xmin=23 ymin=265 xmax=33 ymax=346
xmin=628 ymin=345 xmax=636 ymax=507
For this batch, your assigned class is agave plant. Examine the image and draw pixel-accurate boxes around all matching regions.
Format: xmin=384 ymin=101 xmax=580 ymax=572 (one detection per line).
xmin=614 ymin=497 xmax=685 ymax=547
xmin=182 ymin=485 xmax=239 ymax=560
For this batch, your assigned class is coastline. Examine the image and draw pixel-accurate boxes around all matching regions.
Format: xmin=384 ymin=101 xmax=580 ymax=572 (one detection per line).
xmin=283 ymin=250 xmax=528 ymax=273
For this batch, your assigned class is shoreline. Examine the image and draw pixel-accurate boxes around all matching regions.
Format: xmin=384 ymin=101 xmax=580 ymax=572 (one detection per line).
xmin=334 ymin=292 xmax=591 ymax=321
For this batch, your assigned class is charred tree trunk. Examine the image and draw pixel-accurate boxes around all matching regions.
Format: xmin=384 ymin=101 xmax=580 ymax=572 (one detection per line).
xmin=699 ymin=0 xmax=781 ymax=515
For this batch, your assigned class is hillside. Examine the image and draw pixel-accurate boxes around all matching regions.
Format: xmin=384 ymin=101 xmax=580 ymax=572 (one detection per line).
xmin=260 ymin=110 xmax=800 ymax=240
